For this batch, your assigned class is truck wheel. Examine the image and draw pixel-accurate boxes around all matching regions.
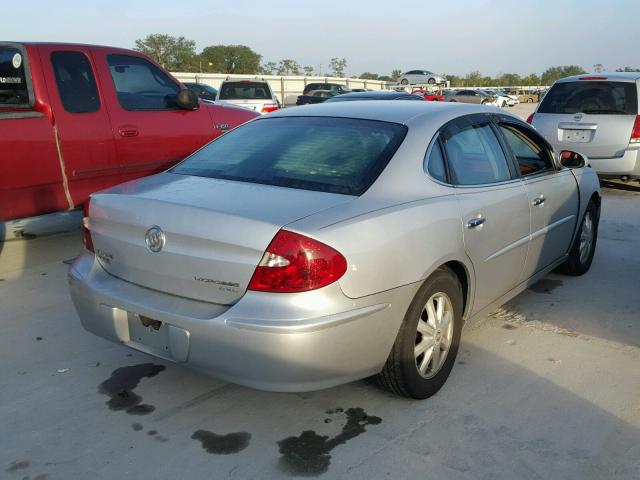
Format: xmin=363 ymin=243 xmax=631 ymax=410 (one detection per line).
xmin=400 ymin=79 xmax=409 ymax=85
xmin=378 ymin=267 xmax=463 ymax=399
xmin=557 ymin=200 xmax=599 ymax=276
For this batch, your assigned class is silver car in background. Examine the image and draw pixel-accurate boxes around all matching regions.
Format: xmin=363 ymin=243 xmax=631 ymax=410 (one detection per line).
xmin=398 ymin=70 xmax=446 ymax=85
xmin=216 ymin=78 xmax=280 ymax=114
xmin=69 ymin=102 xmax=600 ymax=399
xmin=531 ymin=72 xmax=640 ymax=181
xmin=445 ymin=89 xmax=498 ymax=105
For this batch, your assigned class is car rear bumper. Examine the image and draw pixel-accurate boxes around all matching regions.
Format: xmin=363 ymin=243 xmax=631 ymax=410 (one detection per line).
xmin=69 ymin=252 xmax=416 ymax=392
xmin=588 ymin=148 xmax=640 ymax=179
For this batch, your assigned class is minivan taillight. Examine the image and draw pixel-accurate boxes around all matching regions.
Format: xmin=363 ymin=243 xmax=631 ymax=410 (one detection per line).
xmin=526 ymin=113 xmax=535 ymax=124
xmin=82 ymin=199 xmax=94 ymax=253
xmin=248 ymin=230 xmax=347 ymax=293
xmin=261 ymin=103 xmax=279 ymax=113
xmin=631 ymin=115 xmax=640 ymax=144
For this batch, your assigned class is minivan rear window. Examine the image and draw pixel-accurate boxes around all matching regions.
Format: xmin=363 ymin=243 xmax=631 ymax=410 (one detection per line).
xmin=538 ymin=81 xmax=638 ymax=115
xmin=219 ymin=82 xmax=272 ymax=100
xmin=0 ymin=46 xmax=30 ymax=107
xmin=172 ymin=116 xmax=407 ymax=196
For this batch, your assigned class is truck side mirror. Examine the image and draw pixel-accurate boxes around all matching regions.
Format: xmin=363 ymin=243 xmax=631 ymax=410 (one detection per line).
xmin=176 ymin=89 xmax=199 ymax=110
xmin=559 ymin=150 xmax=587 ymax=169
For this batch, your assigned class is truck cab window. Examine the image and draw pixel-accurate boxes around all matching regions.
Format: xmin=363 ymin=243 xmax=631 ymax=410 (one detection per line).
xmin=107 ymin=54 xmax=180 ymax=111
xmin=51 ymin=51 xmax=100 ymax=113
xmin=0 ymin=46 xmax=30 ymax=107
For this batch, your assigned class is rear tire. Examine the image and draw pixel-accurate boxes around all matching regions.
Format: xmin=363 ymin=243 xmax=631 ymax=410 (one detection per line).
xmin=400 ymin=79 xmax=409 ymax=85
xmin=527 ymin=98 xmax=534 ymax=103
xmin=378 ymin=267 xmax=463 ymax=399
xmin=428 ymin=78 xmax=436 ymax=84
xmin=557 ymin=199 xmax=599 ymax=276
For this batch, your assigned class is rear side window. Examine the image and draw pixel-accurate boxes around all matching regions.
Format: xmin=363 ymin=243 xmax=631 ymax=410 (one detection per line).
xmin=499 ymin=124 xmax=554 ymax=175
xmin=107 ymin=54 xmax=180 ymax=110
xmin=0 ymin=46 xmax=30 ymax=107
xmin=442 ymin=123 xmax=512 ymax=185
xmin=539 ymin=81 xmax=638 ymax=115
xmin=172 ymin=117 xmax=407 ymax=196
xmin=219 ymin=82 xmax=272 ymax=100
xmin=51 ymin=51 xmax=100 ymax=113
xmin=426 ymin=140 xmax=447 ymax=182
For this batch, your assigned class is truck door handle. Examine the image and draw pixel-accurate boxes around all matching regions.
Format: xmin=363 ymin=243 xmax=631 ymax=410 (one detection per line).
xmin=532 ymin=195 xmax=546 ymax=207
xmin=466 ymin=215 xmax=486 ymax=229
xmin=118 ymin=125 xmax=139 ymax=137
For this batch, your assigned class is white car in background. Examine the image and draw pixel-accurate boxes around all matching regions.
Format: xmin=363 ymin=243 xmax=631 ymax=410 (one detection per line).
xmin=484 ymin=90 xmax=513 ymax=108
xmin=216 ymin=78 xmax=280 ymax=114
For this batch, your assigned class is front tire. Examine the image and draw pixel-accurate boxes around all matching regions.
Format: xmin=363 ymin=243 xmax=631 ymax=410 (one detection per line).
xmin=428 ymin=78 xmax=436 ymax=84
xmin=557 ymin=199 xmax=599 ymax=275
xmin=378 ymin=267 xmax=463 ymax=399
xmin=400 ymin=79 xmax=409 ymax=85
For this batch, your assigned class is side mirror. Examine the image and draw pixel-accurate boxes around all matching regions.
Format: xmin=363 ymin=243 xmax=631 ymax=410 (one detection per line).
xmin=176 ymin=89 xmax=199 ymax=110
xmin=560 ymin=150 xmax=587 ymax=169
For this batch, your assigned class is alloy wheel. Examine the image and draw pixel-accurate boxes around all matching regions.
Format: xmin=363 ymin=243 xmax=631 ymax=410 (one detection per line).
xmin=414 ymin=292 xmax=454 ymax=379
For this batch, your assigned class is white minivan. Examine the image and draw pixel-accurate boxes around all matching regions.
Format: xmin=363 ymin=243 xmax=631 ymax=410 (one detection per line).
xmin=530 ymin=73 xmax=640 ymax=182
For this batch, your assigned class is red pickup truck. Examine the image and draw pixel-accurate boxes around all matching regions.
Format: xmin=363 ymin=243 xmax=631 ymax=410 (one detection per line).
xmin=0 ymin=42 xmax=259 ymax=221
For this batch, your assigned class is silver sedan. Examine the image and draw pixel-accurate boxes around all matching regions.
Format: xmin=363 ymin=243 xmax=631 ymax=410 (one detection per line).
xmin=69 ymin=101 xmax=601 ymax=399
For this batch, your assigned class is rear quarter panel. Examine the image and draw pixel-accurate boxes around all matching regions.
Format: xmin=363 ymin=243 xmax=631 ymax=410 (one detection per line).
xmin=288 ymin=195 xmax=472 ymax=300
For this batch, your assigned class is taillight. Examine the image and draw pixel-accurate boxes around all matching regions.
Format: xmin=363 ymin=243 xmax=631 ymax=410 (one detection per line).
xmin=82 ymin=199 xmax=94 ymax=253
xmin=248 ymin=230 xmax=347 ymax=293
xmin=526 ymin=113 xmax=535 ymax=124
xmin=630 ymin=115 xmax=640 ymax=144
xmin=261 ymin=103 xmax=279 ymax=113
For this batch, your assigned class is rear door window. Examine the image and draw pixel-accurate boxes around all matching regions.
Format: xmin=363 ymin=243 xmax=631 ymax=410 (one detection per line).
xmin=442 ymin=123 xmax=512 ymax=185
xmin=51 ymin=51 xmax=100 ymax=113
xmin=172 ymin=117 xmax=407 ymax=196
xmin=219 ymin=82 xmax=272 ymax=100
xmin=107 ymin=54 xmax=180 ymax=110
xmin=0 ymin=46 xmax=30 ymax=107
xmin=539 ymin=81 xmax=638 ymax=115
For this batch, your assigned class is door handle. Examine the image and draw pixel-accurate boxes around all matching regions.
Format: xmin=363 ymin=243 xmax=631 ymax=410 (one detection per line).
xmin=118 ymin=125 xmax=139 ymax=137
xmin=532 ymin=195 xmax=546 ymax=207
xmin=466 ymin=215 xmax=486 ymax=229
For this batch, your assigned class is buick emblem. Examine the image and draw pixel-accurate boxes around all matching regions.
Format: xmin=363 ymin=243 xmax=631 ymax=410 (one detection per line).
xmin=573 ymin=113 xmax=583 ymax=122
xmin=145 ymin=226 xmax=165 ymax=253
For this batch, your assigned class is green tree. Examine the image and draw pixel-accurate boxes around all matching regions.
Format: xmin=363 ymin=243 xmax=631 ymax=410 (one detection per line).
xmin=303 ymin=65 xmax=315 ymax=76
xmin=134 ymin=34 xmax=197 ymax=71
xmin=465 ymin=70 xmax=483 ymax=86
xmin=378 ymin=75 xmax=394 ymax=82
xmin=521 ymin=73 xmax=541 ymax=86
xmin=330 ymin=57 xmax=347 ymax=77
xmin=200 ymin=45 xmax=262 ymax=74
xmin=359 ymin=72 xmax=379 ymax=80
xmin=496 ymin=73 xmax=522 ymax=86
xmin=259 ymin=61 xmax=278 ymax=75
xmin=391 ymin=69 xmax=402 ymax=80
xmin=540 ymin=65 xmax=586 ymax=85
xmin=277 ymin=59 xmax=301 ymax=76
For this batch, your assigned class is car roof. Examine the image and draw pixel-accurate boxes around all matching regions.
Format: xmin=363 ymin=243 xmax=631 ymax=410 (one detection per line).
xmin=268 ymin=100 xmax=516 ymax=126
xmin=557 ymin=72 xmax=640 ymax=83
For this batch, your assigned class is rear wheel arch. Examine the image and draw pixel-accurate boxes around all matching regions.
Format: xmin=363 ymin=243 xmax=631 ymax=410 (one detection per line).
xmin=443 ymin=261 xmax=471 ymax=319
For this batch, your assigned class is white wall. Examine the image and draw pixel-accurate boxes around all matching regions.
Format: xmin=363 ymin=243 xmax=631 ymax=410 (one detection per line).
xmin=171 ymin=72 xmax=387 ymax=106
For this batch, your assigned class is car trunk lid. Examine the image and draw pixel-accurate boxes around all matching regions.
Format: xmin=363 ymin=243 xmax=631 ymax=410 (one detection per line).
xmin=88 ymin=173 xmax=351 ymax=304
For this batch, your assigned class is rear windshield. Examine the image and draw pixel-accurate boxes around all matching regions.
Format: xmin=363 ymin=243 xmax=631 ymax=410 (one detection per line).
xmin=0 ymin=46 xmax=30 ymax=107
xmin=539 ymin=81 xmax=638 ymax=115
xmin=172 ymin=116 xmax=407 ymax=196
xmin=219 ymin=82 xmax=272 ymax=100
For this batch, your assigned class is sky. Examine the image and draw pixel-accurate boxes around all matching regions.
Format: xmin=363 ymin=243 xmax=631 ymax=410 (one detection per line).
xmin=6 ymin=0 xmax=640 ymax=77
